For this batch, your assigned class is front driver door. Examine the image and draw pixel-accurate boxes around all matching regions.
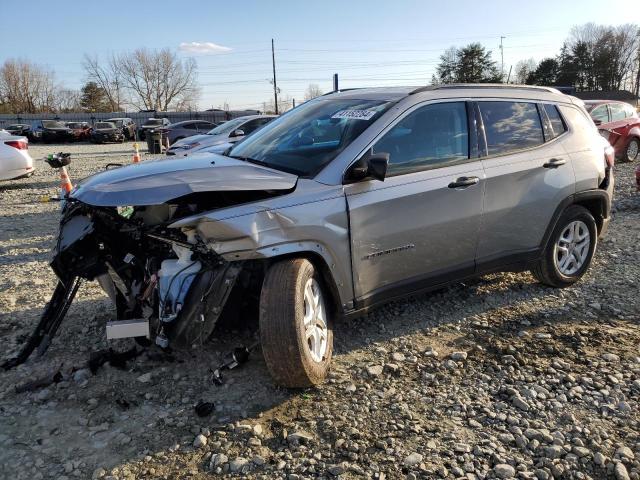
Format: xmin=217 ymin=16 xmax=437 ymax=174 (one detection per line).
xmin=345 ymin=101 xmax=485 ymax=306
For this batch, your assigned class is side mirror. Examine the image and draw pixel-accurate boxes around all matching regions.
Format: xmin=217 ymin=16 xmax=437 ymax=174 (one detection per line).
xmin=230 ymin=129 xmax=245 ymax=138
xmin=593 ymin=119 xmax=602 ymax=126
xmin=345 ymin=151 xmax=389 ymax=183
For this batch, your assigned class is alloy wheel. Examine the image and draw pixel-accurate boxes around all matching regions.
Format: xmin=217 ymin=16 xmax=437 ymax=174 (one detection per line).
xmin=302 ymin=277 xmax=328 ymax=363
xmin=554 ymin=220 xmax=591 ymax=276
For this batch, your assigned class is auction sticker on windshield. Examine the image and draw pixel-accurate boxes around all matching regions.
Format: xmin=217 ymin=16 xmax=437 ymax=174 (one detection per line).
xmin=331 ymin=109 xmax=378 ymax=121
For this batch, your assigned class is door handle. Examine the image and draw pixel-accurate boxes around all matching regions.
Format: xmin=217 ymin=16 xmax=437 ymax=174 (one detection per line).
xmin=543 ymin=158 xmax=566 ymax=169
xmin=448 ymin=176 xmax=480 ymax=189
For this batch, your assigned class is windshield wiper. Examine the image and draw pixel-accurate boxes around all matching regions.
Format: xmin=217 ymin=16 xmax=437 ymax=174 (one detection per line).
xmin=228 ymin=155 xmax=272 ymax=168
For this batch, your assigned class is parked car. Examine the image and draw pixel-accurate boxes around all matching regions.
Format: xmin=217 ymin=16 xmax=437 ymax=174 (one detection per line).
xmin=138 ymin=117 xmax=170 ymax=140
xmin=106 ymin=117 xmax=136 ymax=140
xmin=90 ymin=122 xmax=125 ymax=143
xmin=0 ymin=130 xmax=34 ymax=180
xmin=4 ymin=123 xmax=32 ymax=138
xmin=584 ymin=100 xmax=640 ymax=162
xmin=6 ymin=85 xmax=614 ymax=389
xmin=167 ymin=115 xmax=275 ymax=156
xmin=66 ymin=122 xmax=92 ymax=141
xmin=31 ymin=120 xmax=74 ymax=143
xmin=160 ymin=120 xmax=218 ymax=145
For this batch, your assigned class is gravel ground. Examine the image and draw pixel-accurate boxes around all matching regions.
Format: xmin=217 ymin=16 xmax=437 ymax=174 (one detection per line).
xmin=0 ymin=141 xmax=639 ymax=480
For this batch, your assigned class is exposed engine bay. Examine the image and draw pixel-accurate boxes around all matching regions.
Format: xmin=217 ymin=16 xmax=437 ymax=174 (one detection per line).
xmin=2 ymin=188 xmax=286 ymax=369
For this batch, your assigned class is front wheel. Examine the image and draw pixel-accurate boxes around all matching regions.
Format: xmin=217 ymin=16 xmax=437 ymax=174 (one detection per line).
xmin=625 ymin=137 xmax=639 ymax=162
xmin=531 ymin=205 xmax=597 ymax=288
xmin=260 ymin=259 xmax=333 ymax=387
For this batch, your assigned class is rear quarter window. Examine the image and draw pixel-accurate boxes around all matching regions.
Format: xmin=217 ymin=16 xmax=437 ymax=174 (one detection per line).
xmin=544 ymin=104 xmax=568 ymax=138
xmin=479 ymin=101 xmax=544 ymax=156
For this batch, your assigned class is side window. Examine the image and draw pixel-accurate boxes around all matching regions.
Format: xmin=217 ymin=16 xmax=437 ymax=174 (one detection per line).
xmin=479 ymin=101 xmax=544 ymax=155
xmin=372 ymin=102 xmax=469 ymax=176
xmin=183 ymin=123 xmax=198 ymax=130
xmin=590 ymin=105 xmax=609 ymax=124
xmin=544 ymin=104 xmax=568 ymax=139
xmin=610 ymin=103 xmax=626 ymax=122
xmin=240 ymin=119 xmax=264 ymax=134
xmin=624 ymin=104 xmax=638 ymax=118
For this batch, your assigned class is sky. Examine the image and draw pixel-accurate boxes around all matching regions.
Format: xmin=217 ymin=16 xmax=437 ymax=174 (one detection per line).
xmin=1 ymin=0 xmax=639 ymax=111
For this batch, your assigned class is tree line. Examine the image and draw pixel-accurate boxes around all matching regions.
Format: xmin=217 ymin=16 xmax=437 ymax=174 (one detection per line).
xmin=0 ymin=48 xmax=199 ymax=114
xmin=434 ymin=23 xmax=640 ymax=94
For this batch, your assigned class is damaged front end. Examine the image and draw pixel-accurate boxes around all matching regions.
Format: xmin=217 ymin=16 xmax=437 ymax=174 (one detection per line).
xmin=3 ymin=154 xmax=297 ymax=369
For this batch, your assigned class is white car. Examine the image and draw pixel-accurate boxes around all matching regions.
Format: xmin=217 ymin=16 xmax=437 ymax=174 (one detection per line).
xmin=166 ymin=115 xmax=275 ymax=156
xmin=0 ymin=130 xmax=35 ymax=181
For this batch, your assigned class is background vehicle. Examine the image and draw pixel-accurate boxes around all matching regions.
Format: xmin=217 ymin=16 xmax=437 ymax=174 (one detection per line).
xmin=166 ymin=115 xmax=275 ymax=155
xmin=0 ymin=131 xmax=34 ymax=180
xmin=33 ymin=120 xmax=74 ymax=143
xmin=5 ymin=124 xmax=32 ymax=138
xmin=137 ymin=117 xmax=170 ymax=140
xmin=11 ymin=85 xmax=613 ymax=390
xmin=585 ymin=100 xmax=640 ymax=162
xmin=90 ymin=121 xmax=125 ymax=143
xmin=160 ymin=120 xmax=218 ymax=145
xmin=106 ymin=117 xmax=136 ymax=140
xmin=66 ymin=121 xmax=92 ymax=141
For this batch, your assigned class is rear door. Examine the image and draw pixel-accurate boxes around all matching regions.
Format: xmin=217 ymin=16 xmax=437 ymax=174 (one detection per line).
xmin=476 ymin=100 xmax=575 ymax=266
xmin=345 ymin=101 xmax=485 ymax=304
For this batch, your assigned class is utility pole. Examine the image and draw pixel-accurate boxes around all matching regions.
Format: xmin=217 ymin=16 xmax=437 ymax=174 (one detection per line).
xmin=271 ymin=39 xmax=278 ymax=115
xmin=499 ymin=36 xmax=506 ymax=81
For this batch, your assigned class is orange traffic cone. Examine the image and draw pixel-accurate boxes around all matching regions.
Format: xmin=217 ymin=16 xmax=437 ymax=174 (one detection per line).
xmin=132 ymin=142 xmax=141 ymax=163
xmin=60 ymin=166 xmax=73 ymax=195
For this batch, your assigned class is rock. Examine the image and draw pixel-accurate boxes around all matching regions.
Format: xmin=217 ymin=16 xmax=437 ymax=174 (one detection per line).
xmin=602 ymin=353 xmax=620 ymax=362
xmin=512 ymin=395 xmax=530 ymax=412
xmin=366 ymin=365 xmax=383 ymax=376
xmin=229 ymin=457 xmax=249 ymax=473
xmin=253 ymin=424 xmax=263 ymax=436
xmin=252 ymin=455 xmax=266 ymax=466
xmin=572 ymin=446 xmax=591 ymax=457
xmin=35 ymin=388 xmax=52 ymax=402
xmin=614 ymin=462 xmax=631 ymax=480
xmin=453 ymin=443 xmax=471 ymax=453
xmin=327 ymin=464 xmax=346 ymax=476
xmin=494 ymin=464 xmax=516 ymax=479
xmin=384 ymin=363 xmax=400 ymax=374
xmin=193 ymin=434 xmax=207 ymax=448
xmin=136 ymin=372 xmax=152 ymax=383
xmin=209 ymin=453 xmax=228 ymax=470
xmin=73 ymin=369 xmax=91 ymax=384
xmin=544 ymin=445 xmax=564 ymax=459
xmin=287 ymin=430 xmax=314 ymax=444
xmin=450 ymin=351 xmax=468 ymax=361
xmin=391 ymin=352 xmax=405 ymax=362
xmin=403 ymin=452 xmax=423 ymax=467
xmin=594 ymin=452 xmax=607 ymax=466
xmin=615 ymin=446 xmax=634 ymax=461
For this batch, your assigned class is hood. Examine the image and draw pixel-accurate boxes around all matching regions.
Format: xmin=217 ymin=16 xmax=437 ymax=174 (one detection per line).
xmin=94 ymin=128 xmax=118 ymax=133
xmin=172 ymin=133 xmax=216 ymax=148
xmin=71 ymin=153 xmax=298 ymax=207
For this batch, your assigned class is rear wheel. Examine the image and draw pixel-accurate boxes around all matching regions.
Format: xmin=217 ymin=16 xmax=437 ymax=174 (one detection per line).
xmin=260 ymin=259 xmax=333 ymax=387
xmin=625 ymin=137 xmax=639 ymax=162
xmin=531 ymin=205 xmax=597 ymax=288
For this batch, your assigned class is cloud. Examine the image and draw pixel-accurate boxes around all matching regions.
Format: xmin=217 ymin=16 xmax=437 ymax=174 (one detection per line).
xmin=178 ymin=42 xmax=232 ymax=55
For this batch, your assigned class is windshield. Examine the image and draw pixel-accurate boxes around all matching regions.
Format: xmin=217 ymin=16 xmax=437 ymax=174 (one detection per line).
xmin=107 ymin=119 xmax=124 ymax=127
xmin=67 ymin=123 xmax=83 ymax=128
xmin=144 ymin=119 xmax=162 ymax=126
xmin=228 ymin=98 xmax=393 ymax=176
xmin=206 ymin=117 xmax=247 ymax=135
xmin=96 ymin=122 xmax=115 ymax=129
xmin=42 ymin=120 xmax=66 ymax=128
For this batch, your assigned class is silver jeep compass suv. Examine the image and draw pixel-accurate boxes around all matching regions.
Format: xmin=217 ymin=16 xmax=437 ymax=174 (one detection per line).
xmin=5 ymin=85 xmax=614 ymax=388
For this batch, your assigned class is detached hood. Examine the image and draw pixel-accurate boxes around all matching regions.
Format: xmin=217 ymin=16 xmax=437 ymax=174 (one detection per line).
xmin=71 ymin=154 xmax=298 ymax=207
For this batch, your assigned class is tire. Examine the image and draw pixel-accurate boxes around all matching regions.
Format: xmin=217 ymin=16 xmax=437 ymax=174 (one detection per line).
xmin=624 ymin=137 xmax=639 ymax=162
xmin=531 ymin=205 xmax=597 ymax=288
xmin=260 ymin=258 xmax=333 ymax=387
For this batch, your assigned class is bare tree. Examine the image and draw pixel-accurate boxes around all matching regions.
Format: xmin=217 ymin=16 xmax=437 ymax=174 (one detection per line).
xmin=55 ymin=88 xmax=82 ymax=112
xmin=304 ymin=83 xmax=323 ymax=101
xmin=514 ymin=58 xmax=538 ymax=84
xmin=112 ymin=48 xmax=199 ymax=111
xmin=82 ymin=54 xmax=124 ymax=111
xmin=0 ymin=59 xmax=58 ymax=113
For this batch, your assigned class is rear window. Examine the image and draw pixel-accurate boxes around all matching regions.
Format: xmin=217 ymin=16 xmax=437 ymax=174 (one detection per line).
xmin=479 ymin=101 xmax=544 ymax=156
xmin=544 ymin=105 xmax=568 ymax=138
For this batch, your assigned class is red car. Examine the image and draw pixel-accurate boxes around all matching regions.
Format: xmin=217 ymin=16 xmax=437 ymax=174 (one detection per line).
xmin=584 ymin=100 xmax=640 ymax=162
xmin=66 ymin=122 xmax=92 ymax=142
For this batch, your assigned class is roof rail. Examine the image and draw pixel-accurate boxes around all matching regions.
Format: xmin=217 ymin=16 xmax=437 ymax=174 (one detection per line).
xmin=410 ymin=84 xmax=562 ymax=95
xmin=321 ymin=88 xmax=364 ymax=97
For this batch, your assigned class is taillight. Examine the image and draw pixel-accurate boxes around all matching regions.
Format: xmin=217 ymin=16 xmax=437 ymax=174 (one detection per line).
xmin=604 ymin=145 xmax=615 ymax=168
xmin=5 ymin=140 xmax=28 ymax=150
